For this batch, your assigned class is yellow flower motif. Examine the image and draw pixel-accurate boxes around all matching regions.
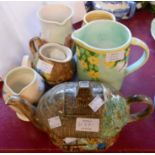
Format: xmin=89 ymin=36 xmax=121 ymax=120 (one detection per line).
xmin=104 ymin=61 xmax=116 ymax=68
xmin=80 ymin=60 xmax=88 ymax=69
xmin=88 ymin=70 xmax=100 ymax=78
xmin=88 ymin=56 xmax=99 ymax=65
xmin=87 ymin=138 xmax=98 ymax=144
xmin=76 ymin=47 xmax=81 ymax=57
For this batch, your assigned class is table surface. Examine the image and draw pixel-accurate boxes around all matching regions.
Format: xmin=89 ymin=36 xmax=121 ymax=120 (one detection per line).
xmin=1 ymin=9 xmax=155 ymax=153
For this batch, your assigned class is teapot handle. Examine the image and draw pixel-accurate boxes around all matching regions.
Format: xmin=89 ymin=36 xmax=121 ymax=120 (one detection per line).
xmin=127 ymin=95 xmax=154 ymax=123
xmin=29 ymin=37 xmax=47 ymax=56
xmin=7 ymin=95 xmax=35 ymax=122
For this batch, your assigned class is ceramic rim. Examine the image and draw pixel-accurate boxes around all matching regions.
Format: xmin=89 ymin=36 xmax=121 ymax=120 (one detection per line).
xmin=38 ymin=4 xmax=73 ymax=25
xmin=71 ymin=20 xmax=132 ymax=54
xmin=39 ymin=43 xmax=73 ymax=63
xmin=4 ymin=66 xmax=37 ymax=96
xmin=83 ymin=10 xmax=116 ymax=24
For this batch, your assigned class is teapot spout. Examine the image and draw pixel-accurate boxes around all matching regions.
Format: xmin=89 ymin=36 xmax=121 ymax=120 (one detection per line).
xmin=7 ymin=95 xmax=36 ymax=122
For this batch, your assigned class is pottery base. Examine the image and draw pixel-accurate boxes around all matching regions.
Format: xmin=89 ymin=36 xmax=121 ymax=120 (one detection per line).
xmin=16 ymin=112 xmax=29 ymax=122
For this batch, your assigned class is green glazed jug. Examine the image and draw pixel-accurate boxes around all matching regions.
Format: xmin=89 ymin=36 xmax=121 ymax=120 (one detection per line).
xmin=71 ymin=20 xmax=150 ymax=90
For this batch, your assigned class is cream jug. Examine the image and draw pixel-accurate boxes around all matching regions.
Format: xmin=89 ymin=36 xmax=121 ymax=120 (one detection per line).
xmin=38 ymin=4 xmax=73 ymax=44
xmin=29 ymin=37 xmax=74 ymax=85
xmin=3 ymin=66 xmax=45 ymax=121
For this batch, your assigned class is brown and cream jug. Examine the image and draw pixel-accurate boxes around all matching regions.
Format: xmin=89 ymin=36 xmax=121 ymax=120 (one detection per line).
xmin=29 ymin=37 xmax=74 ymax=85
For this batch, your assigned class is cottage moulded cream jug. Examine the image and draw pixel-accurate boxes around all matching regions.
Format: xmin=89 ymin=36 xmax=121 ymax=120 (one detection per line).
xmin=3 ymin=66 xmax=45 ymax=121
xmin=29 ymin=37 xmax=74 ymax=85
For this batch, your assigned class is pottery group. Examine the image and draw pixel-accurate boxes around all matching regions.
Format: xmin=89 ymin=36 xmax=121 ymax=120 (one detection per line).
xmin=2 ymin=3 xmax=154 ymax=152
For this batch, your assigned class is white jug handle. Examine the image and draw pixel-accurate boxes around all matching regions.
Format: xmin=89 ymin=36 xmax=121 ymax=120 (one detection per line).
xmin=21 ymin=54 xmax=32 ymax=68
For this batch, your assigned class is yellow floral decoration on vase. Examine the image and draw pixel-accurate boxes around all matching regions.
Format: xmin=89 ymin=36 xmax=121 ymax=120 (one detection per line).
xmin=88 ymin=70 xmax=100 ymax=78
xmin=77 ymin=45 xmax=100 ymax=81
xmin=88 ymin=56 xmax=99 ymax=65
xmin=79 ymin=60 xmax=88 ymax=70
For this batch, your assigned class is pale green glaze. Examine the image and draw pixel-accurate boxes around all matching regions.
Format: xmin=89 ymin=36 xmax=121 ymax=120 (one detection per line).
xmin=101 ymin=95 xmax=129 ymax=137
xmin=75 ymin=21 xmax=129 ymax=49
xmin=72 ymin=20 xmax=150 ymax=90
xmin=75 ymin=44 xmax=130 ymax=90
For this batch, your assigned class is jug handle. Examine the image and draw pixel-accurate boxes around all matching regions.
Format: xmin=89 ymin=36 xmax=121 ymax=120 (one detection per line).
xmin=126 ymin=37 xmax=150 ymax=75
xmin=127 ymin=95 xmax=154 ymax=123
xmin=64 ymin=34 xmax=75 ymax=49
xmin=29 ymin=37 xmax=47 ymax=56
xmin=21 ymin=54 xmax=32 ymax=68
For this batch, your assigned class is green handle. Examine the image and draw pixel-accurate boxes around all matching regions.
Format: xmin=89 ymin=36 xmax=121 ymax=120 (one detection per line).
xmin=127 ymin=95 xmax=154 ymax=123
xmin=126 ymin=37 xmax=150 ymax=75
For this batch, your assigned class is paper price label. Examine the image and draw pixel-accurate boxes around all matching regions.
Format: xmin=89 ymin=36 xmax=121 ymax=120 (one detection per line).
xmin=48 ymin=116 xmax=62 ymax=129
xmin=79 ymin=81 xmax=89 ymax=88
xmin=76 ymin=118 xmax=99 ymax=132
xmin=106 ymin=51 xmax=124 ymax=62
xmin=89 ymin=95 xmax=105 ymax=112
xmin=37 ymin=59 xmax=53 ymax=74
xmin=63 ymin=137 xmax=77 ymax=144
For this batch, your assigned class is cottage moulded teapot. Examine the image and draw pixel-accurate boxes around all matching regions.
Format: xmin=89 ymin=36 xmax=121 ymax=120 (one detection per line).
xmin=7 ymin=81 xmax=154 ymax=152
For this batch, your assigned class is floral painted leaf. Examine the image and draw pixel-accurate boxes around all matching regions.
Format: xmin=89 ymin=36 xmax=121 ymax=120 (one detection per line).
xmin=89 ymin=64 xmax=94 ymax=70
xmin=80 ymin=47 xmax=86 ymax=54
xmin=94 ymin=66 xmax=99 ymax=72
xmin=85 ymin=50 xmax=91 ymax=56
xmin=81 ymin=55 xmax=87 ymax=61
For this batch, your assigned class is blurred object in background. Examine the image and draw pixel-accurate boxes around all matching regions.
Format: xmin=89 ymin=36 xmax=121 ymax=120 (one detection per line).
xmin=136 ymin=1 xmax=155 ymax=13
xmin=136 ymin=1 xmax=148 ymax=10
xmin=151 ymin=18 xmax=155 ymax=40
xmin=149 ymin=2 xmax=155 ymax=13
xmin=85 ymin=1 xmax=94 ymax=12
xmin=85 ymin=1 xmax=136 ymax=20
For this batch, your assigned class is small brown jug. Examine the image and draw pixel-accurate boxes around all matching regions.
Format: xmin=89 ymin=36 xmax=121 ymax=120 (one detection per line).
xmin=29 ymin=37 xmax=74 ymax=85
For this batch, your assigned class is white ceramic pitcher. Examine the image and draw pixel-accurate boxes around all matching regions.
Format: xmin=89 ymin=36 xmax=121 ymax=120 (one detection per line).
xmin=38 ymin=4 xmax=73 ymax=44
xmin=3 ymin=55 xmax=45 ymax=121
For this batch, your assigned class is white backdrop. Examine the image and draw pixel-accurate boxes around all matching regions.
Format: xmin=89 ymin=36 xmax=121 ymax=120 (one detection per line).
xmin=0 ymin=1 xmax=86 ymax=80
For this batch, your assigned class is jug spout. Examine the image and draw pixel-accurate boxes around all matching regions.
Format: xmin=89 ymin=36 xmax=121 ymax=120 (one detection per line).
xmin=7 ymin=95 xmax=36 ymax=122
xmin=71 ymin=23 xmax=96 ymax=51
xmin=72 ymin=20 xmax=129 ymax=51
